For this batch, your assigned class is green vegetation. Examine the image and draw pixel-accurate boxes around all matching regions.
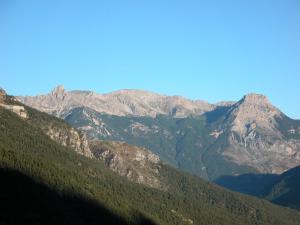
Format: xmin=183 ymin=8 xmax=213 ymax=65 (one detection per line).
xmin=1 ymin=106 xmax=300 ymax=224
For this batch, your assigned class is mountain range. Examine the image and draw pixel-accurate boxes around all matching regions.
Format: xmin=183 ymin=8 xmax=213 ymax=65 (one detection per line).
xmin=19 ymin=85 xmax=215 ymax=118
xmin=3 ymin=88 xmax=300 ymax=224
xmin=18 ymin=85 xmax=300 ymax=181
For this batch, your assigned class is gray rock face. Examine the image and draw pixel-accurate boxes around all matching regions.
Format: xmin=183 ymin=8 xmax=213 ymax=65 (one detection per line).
xmin=44 ymin=125 xmax=93 ymax=158
xmin=18 ymin=85 xmax=214 ymax=118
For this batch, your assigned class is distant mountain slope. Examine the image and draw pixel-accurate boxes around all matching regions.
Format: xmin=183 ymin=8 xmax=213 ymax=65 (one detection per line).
xmin=199 ymin=94 xmax=300 ymax=179
xmin=2 ymin=92 xmax=300 ymax=224
xmin=63 ymin=106 xmax=257 ymax=180
xmin=18 ymin=86 xmax=300 ymax=180
xmin=63 ymin=103 xmax=300 ymax=180
xmin=207 ymin=94 xmax=300 ymax=174
xmin=215 ymin=166 xmax=300 ymax=210
xmin=215 ymin=173 xmax=278 ymax=197
xmin=263 ymin=166 xmax=300 ymax=209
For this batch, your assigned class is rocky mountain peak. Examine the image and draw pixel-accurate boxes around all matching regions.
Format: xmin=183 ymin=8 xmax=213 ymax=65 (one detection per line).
xmin=226 ymin=93 xmax=282 ymax=139
xmin=51 ymin=85 xmax=66 ymax=99
xmin=233 ymin=93 xmax=281 ymax=117
xmin=240 ymin=93 xmax=270 ymax=106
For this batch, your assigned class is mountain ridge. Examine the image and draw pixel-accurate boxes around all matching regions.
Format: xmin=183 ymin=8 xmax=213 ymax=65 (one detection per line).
xmin=18 ymin=85 xmax=215 ymax=118
xmin=19 ymin=85 xmax=298 ymax=118
xmin=16 ymin=86 xmax=300 ymax=180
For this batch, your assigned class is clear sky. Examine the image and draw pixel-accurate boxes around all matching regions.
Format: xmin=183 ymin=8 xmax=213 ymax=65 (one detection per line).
xmin=1 ymin=0 xmax=300 ymax=118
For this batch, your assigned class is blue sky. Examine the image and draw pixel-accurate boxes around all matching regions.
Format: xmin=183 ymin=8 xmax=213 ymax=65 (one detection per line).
xmin=1 ymin=0 xmax=300 ymax=118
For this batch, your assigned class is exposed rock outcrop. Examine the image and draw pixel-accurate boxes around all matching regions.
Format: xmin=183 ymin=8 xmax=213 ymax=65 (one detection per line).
xmin=89 ymin=140 xmax=164 ymax=189
xmin=45 ymin=125 xmax=92 ymax=158
xmin=0 ymin=88 xmax=28 ymax=119
xmin=0 ymin=104 xmax=28 ymax=119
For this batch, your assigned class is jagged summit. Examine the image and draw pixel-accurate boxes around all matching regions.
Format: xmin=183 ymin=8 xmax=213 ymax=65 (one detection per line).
xmin=51 ymin=84 xmax=65 ymax=92
xmin=51 ymin=85 xmax=66 ymax=98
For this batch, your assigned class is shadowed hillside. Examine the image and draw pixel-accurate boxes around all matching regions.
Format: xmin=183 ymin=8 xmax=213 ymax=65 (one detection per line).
xmin=215 ymin=166 xmax=300 ymax=210
xmin=0 ymin=168 xmax=155 ymax=225
xmin=215 ymin=173 xmax=278 ymax=196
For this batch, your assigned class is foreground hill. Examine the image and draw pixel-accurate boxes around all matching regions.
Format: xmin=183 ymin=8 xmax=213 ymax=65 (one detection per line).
xmin=18 ymin=86 xmax=300 ymax=181
xmin=1 ymin=93 xmax=300 ymax=224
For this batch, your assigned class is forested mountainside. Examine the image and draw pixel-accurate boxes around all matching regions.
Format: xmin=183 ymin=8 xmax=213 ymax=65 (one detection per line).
xmin=1 ymin=92 xmax=300 ymax=224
